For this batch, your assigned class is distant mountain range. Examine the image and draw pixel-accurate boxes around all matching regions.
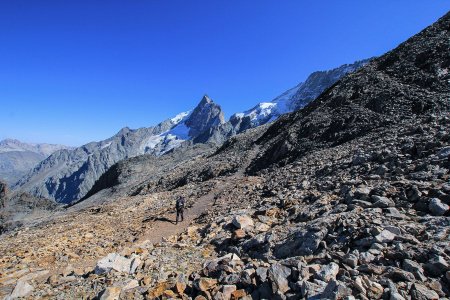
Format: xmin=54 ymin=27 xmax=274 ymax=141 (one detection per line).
xmin=197 ymin=59 xmax=370 ymax=144
xmin=11 ymin=59 xmax=369 ymax=203
xmin=14 ymin=96 xmax=225 ymax=203
xmin=0 ymin=139 xmax=71 ymax=186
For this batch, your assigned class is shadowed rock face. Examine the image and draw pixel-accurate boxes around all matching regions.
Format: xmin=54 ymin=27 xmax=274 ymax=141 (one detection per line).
xmin=0 ymin=180 xmax=58 ymax=234
xmin=14 ymin=96 xmax=225 ymax=204
xmin=0 ymin=181 xmax=7 ymax=208
xmin=248 ymin=12 xmax=450 ymax=173
xmin=185 ymin=95 xmax=225 ymax=138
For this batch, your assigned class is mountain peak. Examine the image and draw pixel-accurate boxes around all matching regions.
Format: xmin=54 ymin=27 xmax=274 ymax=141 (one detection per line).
xmin=185 ymin=95 xmax=225 ymax=138
xmin=200 ymin=94 xmax=213 ymax=105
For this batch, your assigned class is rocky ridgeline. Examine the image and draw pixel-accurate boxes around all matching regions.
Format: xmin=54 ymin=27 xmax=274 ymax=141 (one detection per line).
xmin=0 ymin=10 xmax=449 ymax=300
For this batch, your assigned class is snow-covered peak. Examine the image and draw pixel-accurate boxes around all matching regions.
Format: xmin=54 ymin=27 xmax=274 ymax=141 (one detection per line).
xmin=228 ymin=59 xmax=370 ymax=130
xmin=170 ymin=111 xmax=191 ymax=124
xmin=140 ymin=95 xmax=225 ymax=155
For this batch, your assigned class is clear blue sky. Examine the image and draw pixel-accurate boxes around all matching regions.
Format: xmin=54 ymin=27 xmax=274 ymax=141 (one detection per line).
xmin=0 ymin=1 xmax=448 ymax=146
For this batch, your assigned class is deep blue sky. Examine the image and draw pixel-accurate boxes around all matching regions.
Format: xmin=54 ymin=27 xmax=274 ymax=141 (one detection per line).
xmin=0 ymin=1 xmax=448 ymax=146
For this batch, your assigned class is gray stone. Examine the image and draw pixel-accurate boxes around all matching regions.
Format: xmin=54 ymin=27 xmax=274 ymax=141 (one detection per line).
xmin=359 ymin=252 xmax=376 ymax=264
xmin=390 ymin=292 xmax=406 ymax=300
xmin=256 ymin=267 xmax=268 ymax=283
xmin=300 ymin=279 xmax=327 ymax=299
xmin=437 ymin=146 xmax=450 ymax=159
xmin=321 ymin=280 xmax=352 ymax=300
xmin=268 ymin=263 xmax=291 ymax=294
xmin=372 ymin=195 xmax=395 ymax=208
xmin=374 ymin=229 xmax=396 ymax=243
xmin=403 ymin=259 xmax=427 ymax=281
xmin=410 ymin=283 xmax=439 ymax=300
xmin=428 ymin=198 xmax=449 ymax=216
xmin=95 ymin=253 xmax=136 ymax=274
xmin=354 ymin=187 xmax=371 ymax=200
xmin=407 ymin=186 xmax=422 ymax=202
xmin=385 ymin=208 xmax=406 ymax=219
xmin=274 ymin=227 xmax=327 ymax=258
xmin=352 ymin=199 xmax=373 ymax=208
xmin=343 ymin=254 xmax=358 ymax=268
xmin=424 ymin=255 xmax=449 ymax=276
xmin=99 ymin=287 xmax=121 ymax=300
xmin=315 ymin=262 xmax=339 ymax=282
xmin=232 ymin=215 xmax=254 ymax=230
xmin=8 ymin=281 xmax=34 ymax=299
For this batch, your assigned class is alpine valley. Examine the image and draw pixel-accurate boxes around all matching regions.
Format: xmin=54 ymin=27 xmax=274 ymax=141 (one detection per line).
xmin=0 ymin=11 xmax=449 ymax=300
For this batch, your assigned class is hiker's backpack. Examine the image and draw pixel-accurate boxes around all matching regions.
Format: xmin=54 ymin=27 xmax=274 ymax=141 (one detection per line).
xmin=176 ymin=198 xmax=185 ymax=209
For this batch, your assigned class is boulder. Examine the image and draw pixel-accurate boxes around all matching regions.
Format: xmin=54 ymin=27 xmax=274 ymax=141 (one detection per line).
xmin=428 ymin=198 xmax=449 ymax=216
xmin=437 ymin=146 xmax=450 ymax=159
xmin=95 ymin=253 xmax=138 ymax=274
xmin=268 ymin=263 xmax=291 ymax=294
xmin=321 ymin=280 xmax=352 ymax=300
xmin=195 ymin=277 xmax=217 ymax=291
xmin=371 ymin=195 xmax=395 ymax=208
xmin=221 ymin=285 xmax=237 ymax=300
xmin=256 ymin=267 xmax=268 ymax=283
xmin=403 ymin=259 xmax=427 ymax=281
xmin=424 ymin=255 xmax=449 ymax=276
xmin=374 ymin=229 xmax=396 ymax=243
xmin=99 ymin=287 xmax=121 ymax=300
xmin=315 ymin=262 xmax=339 ymax=282
xmin=274 ymin=227 xmax=327 ymax=258
xmin=8 ymin=281 xmax=34 ymax=299
xmin=410 ymin=283 xmax=439 ymax=300
xmin=232 ymin=215 xmax=254 ymax=230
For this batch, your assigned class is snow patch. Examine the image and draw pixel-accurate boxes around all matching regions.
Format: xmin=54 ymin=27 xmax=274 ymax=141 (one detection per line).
xmin=170 ymin=111 xmax=191 ymax=124
xmin=167 ymin=122 xmax=190 ymax=140
xmin=100 ymin=142 xmax=112 ymax=149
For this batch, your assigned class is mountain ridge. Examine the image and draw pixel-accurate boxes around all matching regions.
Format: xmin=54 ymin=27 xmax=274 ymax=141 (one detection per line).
xmin=11 ymin=59 xmax=369 ymax=204
xmin=0 ymin=139 xmax=72 ymax=186
xmin=13 ymin=96 xmax=225 ymax=203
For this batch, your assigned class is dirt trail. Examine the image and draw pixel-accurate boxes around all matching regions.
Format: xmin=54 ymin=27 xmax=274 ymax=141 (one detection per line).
xmin=136 ymin=145 xmax=261 ymax=244
xmin=137 ymin=178 xmax=231 ymax=244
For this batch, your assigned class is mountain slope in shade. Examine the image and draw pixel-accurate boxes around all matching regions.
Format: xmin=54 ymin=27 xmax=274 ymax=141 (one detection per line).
xmin=198 ymin=59 xmax=370 ymax=144
xmin=0 ymin=139 xmax=71 ymax=186
xmin=248 ymin=11 xmax=450 ymax=173
xmin=14 ymin=95 xmax=225 ymax=203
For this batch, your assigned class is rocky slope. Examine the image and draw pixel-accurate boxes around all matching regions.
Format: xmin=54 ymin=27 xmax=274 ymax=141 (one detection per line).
xmin=0 ymin=11 xmax=449 ymax=300
xmin=14 ymin=95 xmax=225 ymax=204
xmin=0 ymin=139 xmax=71 ymax=186
xmin=198 ymin=59 xmax=369 ymax=144
xmin=0 ymin=180 xmax=58 ymax=234
xmin=248 ymin=15 xmax=449 ymax=173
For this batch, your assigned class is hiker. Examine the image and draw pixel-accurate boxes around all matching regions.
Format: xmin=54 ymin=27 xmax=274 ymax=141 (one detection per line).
xmin=175 ymin=196 xmax=185 ymax=224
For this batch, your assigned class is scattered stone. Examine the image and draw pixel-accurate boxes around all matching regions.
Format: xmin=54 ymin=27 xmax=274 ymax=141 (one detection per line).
xmin=410 ymin=283 xmax=439 ymax=300
xmin=371 ymin=195 xmax=395 ymax=208
xmin=374 ymin=229 xmax=396 ymax=243
xmin=195 ymin=277 xmax=218 ymax=291
xmin=99 ymin=286 xmax=121 ymax=300
xmin=8 ymin=281 xmax=34 ymax=299
xmin=268 ymin=263 xmax=291 ymax=294
xmin=95 ymin=253 xmax=137 ymax=274
xmin=428 ymin=198 xmax=449 ymax=216
xmin=232 ymin=215 xmax=254 ymax=230
xmin=315 ymin=262 xmax=339 ymax=282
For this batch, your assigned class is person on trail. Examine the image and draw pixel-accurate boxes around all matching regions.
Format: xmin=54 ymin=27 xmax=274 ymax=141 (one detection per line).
xmin=176 ymin=196 xmax=185 ymax=224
